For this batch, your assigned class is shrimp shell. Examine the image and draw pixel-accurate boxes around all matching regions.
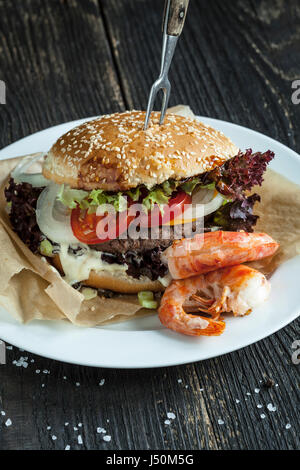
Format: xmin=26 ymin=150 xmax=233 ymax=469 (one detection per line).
xmin=164 ymin=231 xmax=279 ymax=280
xmin=158 ymin=265 xmax=270 ymax=337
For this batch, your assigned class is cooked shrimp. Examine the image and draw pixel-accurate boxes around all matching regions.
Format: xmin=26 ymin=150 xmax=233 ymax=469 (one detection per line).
xmin=158 ymin=265 xmax=270 ymax=337
xmin=164 ymin=231 xmax=279 ymax=280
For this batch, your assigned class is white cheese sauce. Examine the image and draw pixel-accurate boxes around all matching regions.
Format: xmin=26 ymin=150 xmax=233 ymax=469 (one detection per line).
xmin=59 ymin=243 xmax=127 ymax=285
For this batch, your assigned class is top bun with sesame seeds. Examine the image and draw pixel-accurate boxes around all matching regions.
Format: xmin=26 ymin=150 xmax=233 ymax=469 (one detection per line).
xmin=42 ymin=110 xmax=239 ymax=191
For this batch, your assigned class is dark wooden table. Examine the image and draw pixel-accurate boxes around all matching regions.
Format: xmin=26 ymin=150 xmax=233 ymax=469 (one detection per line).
xmin=0 ymin=0 xmax=299 ymax=451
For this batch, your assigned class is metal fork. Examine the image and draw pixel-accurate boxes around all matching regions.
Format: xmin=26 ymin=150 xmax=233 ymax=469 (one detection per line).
xmin=144 ymin=0 xmax=190 ymax=130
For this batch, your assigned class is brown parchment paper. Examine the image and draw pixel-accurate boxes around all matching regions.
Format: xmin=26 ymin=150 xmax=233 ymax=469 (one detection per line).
xmin=0 ymin=155 xmax=147 ymax=326
xmin=0 ymin=115 xmax=300 ymax=325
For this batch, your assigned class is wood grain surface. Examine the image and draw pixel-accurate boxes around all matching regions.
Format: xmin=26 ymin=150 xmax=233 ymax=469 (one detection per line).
xmin=0 ymin=0 xmax=299 ymax=450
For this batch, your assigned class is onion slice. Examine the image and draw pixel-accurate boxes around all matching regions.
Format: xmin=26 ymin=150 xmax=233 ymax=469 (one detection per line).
xmin=11 ymin=153 xmax=50 ymax=187
xmin=36 ymin=184 xmax=79 ymax=244
xmin=192 ymin=189 xmax=224 ymax=216
xmin=176 ymin=189 xmax=224 ymax=223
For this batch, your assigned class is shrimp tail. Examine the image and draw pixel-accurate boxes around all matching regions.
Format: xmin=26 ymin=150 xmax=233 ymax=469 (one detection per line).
xmin=158 ymin=307 xmax=226 ymax=337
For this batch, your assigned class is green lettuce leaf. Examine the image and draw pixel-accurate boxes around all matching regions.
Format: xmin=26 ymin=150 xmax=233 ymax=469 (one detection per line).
xmin=57 ymin=185 xmax=88 ymax=209
xmin=142 ymin=188 xmax=170 ymax=213
xmin=57 ymin=177 xmax=217 ymax=215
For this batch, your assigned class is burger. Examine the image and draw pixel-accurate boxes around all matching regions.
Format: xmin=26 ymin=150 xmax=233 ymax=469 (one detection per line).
xmin=4 ymin=110 xmax=274 ymax=296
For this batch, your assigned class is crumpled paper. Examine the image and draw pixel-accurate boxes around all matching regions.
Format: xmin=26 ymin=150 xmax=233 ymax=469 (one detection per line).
xmin=0 ymin=106 xmax=299 ymax=326
xmin=0 ymin=156 xmax=146 ymax=326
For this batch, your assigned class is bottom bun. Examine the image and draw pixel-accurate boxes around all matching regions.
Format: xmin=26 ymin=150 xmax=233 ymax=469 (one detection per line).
xmin=52 ymin=255 xmax=164 ymax=294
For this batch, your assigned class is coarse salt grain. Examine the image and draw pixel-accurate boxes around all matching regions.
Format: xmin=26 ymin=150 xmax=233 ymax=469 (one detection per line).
xmin=103 ymin=435 xmax=111 ymax=442
xmin=218 ymin=419 xmax=224 ymax=425
xmin=97 ymin=427 xmax=106 ymax=434
xmin=78 ymin=435 xmax=83 ymax=445
xmin=167 ymin=412 xmax=176 ymax=420
xmin=5 ymin=419 xmax=12 ymax=426
xmin=267 ymin=403 xmax=277 ymax=412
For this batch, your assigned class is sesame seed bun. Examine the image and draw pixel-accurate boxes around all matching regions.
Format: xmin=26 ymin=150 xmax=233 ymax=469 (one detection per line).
xmin=42 ymin=110 xmax=239 ymax=191
xmin=52 ymin=255 xmax=164 ymax=294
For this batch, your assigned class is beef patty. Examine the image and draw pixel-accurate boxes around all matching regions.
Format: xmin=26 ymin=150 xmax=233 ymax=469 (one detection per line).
xmin=91 ymin=219 xmax=205 ymax=255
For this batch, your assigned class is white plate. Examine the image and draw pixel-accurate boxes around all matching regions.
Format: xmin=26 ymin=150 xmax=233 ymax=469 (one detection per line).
xmin=0 ymin=116 xmax=299 ymax=369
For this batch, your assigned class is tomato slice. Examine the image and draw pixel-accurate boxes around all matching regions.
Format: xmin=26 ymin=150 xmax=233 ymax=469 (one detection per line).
xmin=139 ymin=190 xmax=192 ymax=228
xmin=71 ymin=206 xmax=134 ymax=245
xmin=70 ymin=190 xmax=192 ymax=244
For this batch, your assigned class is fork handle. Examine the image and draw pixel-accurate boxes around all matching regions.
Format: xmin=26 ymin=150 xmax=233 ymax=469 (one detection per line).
xmin=163 ymin=0 xmax=190 ymax=36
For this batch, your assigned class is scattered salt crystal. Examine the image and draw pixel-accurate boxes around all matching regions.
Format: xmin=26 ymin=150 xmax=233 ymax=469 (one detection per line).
xmin=235 ymin=399 xmax=240 ymax=404
xmin=78 ymin=435 xmax=83 ymax=445
xmin=257 ymin=404 xmax=263 ymax=409
xmin=164 ymin=419 xmax=171 ymax=425
xmin=285 ymin=423 xmax=291 ymax=430
xmin=41 ymin=384 xmax=45 ymax=388
xmin=246 ymin=392 xmax=251 ymax=396
xmin=43 ymin=370 xmax=50 ymax=374
xmin=1 ymin=411 xmax=5 ymax=416
xmin=97 ymin=427 xmax=106 ymax=434
xmin=218 ymin=419 xmax=224 ymax=425
xmin=177 ymin=379 xmax=182 ymax=384
xmin=103 ymin=435 xmax=111 ymax=442
xmin=167 ymin=412 xmax=176 ymax=420
xmin=13 ymin=357 xmax=28 ymax=368
xmin=36 ymin=370 xmax=40 ymax=374
xmin=65 ymin=422 xmax=69 ymax=426
xmin=76 ymin=382 xmax=80 ymax=387
xmin=63 ymin=376 xmax=67 ymax=380
xmin=99 ymin=379 xmax=105 ymax=386
xmin=267 ymin=403 xmax=277 ymax=412
xmin=78 ymin=423 xmax=82 ymax=427
xmin=199 ymin=388 xmax=204 ymax=392
xmin=52 ymin=435 xmax=57 ymax=440
xmin=47 ymin=426 xmax=51 ymax=430
xmin=74 ymin=427 xmax=78 ymax=431
xmin=5 ymin=419 xmax=12 ymax=426
xmin=254 ymin=388 xmax=260 ymax=394
xmin=260 ymin=414 xmax=266 ymax=419
xmin=65 ymin=445 xmax=70 ymax=450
